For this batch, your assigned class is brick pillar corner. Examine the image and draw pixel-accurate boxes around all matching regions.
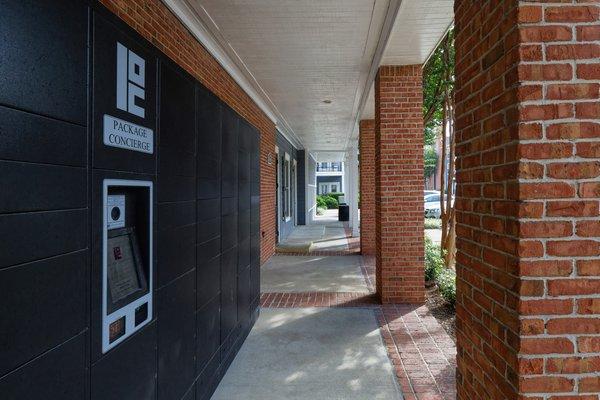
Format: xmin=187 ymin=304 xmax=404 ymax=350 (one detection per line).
xmin=359 ymin=119 xmax=376 ymax=256
xmin=374 ymin=65 xmax=425 ymax=304
xmin=455 ymin=1 xmax=600 ymax=399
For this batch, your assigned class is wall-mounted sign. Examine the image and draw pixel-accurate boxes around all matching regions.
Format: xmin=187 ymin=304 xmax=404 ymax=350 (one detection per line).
xmin=103 ymin=114 xmax=153 ymax=154
xmin=102 ymin=41 xmax=154 ymax=154
xmin=116 ymin=42 xmax=146 ymax=118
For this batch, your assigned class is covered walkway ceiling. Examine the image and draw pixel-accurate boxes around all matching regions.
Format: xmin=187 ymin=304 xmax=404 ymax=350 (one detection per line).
xmin=165 ymin=0 xmax=453 ymax=158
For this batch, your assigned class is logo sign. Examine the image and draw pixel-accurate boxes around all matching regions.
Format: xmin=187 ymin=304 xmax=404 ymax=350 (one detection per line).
xmin=103 ymin=42 xmax=153 ymax=154
xmin=116 ymin=42 xmax=145 ymax=118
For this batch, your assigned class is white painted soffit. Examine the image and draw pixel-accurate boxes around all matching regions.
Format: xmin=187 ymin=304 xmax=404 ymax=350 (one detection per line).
xmin=162 ymin=0 xmax=303 ymax=149
xmin=344 ymin=0 xmax=402 ymax=148
xmin=175 ymin=0 xmax=402 ymax=154
xmin=311 ymin=151 xmax=347 ymax=163
xmin=359 ymin=0 xmax=454 ymax=122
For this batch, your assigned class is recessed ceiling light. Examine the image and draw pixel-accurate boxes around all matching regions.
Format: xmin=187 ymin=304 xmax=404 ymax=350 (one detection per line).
xmin=322 ymin=99 xmax=332 ymax=104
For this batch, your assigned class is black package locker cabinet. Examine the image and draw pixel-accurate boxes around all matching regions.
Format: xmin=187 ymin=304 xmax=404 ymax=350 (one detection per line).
xmin=90 ymin=7 xmax=159 ymax=400
xmin=156 ymin=59 xmax=197 ymax=400
xmin=0 ymin=1 xmax=261 ymax=400
xmin=0 ymin=1 xmax=89 ymax=399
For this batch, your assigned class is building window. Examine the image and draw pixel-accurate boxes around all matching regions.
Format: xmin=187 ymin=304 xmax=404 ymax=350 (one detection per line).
xmin=319 ymin=183 xmax=328 ymax=194
xmin=283 ymin=153 xmax=291 ymax=220
xmin=317 ymin=161 xmax=342 ymax=172
xmin=331 ymin=184 xmax=337 ymax=193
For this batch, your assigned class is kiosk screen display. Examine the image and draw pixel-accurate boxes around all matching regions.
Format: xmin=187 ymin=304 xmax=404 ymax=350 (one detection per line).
xmin=107 ymin=228 xmax=145 ymax=304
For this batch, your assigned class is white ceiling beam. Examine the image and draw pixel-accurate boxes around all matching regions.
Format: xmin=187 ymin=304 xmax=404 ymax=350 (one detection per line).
xmin=345 ymin=0 xmax=403 ymax=149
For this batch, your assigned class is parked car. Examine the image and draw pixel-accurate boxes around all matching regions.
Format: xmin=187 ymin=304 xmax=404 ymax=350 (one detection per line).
xmin=424 ymin=193 xmax=453 ymax=218
xmin=424 ymin=194 xmax=441 ymax=218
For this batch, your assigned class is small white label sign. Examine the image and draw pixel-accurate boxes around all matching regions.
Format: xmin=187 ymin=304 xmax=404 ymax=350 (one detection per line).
xmin=103 ymin=114 xmax=153 ymax=154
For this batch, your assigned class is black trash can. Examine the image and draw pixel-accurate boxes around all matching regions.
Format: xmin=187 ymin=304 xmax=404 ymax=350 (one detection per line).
xmin=338 ymin=204 xmax=349 ymax=221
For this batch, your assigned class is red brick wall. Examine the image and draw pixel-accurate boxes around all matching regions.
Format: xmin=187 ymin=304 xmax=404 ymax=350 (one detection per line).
xmin=359 ymin=119 xmax=376 ymax=256
xmin=374 ymin=65 xmax=425 ymax=304
xmin=454 ymin=1 xmax=521 ymax=397
xmin=455 ymin=0 xmax=600 ymax=398
xmin=99 ymin=0 xmax=277 ymax=264
xmin=516 ymin=2 xmax=600 ymax=398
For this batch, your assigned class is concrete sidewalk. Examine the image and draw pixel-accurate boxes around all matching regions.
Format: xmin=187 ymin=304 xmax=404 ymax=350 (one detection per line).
xmin=425 ymin=228 xmax=442 ymax=244
xmin=261 ymin=255 xmax=367 ymax=293
xmin=277 ymin=210 xmax=350 ymax=253
xmin=211 ymin=308 xmax=402 ymax=400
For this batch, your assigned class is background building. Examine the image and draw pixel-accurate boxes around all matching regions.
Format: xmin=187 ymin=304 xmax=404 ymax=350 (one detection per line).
xmin=316 ymin=161 xmax=344 ymax=194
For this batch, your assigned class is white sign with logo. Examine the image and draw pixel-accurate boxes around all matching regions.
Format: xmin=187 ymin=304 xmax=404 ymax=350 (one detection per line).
xmin=103 ymin=42 xmax=154 ymax=154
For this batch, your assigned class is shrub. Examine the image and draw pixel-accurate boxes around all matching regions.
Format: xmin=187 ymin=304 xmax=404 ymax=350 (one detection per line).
xmin=316 ymin=207 xmax=326 ymax=215
xmin=324 ymin=195 xmax=338 ymax=209
xmin=424 ymin=218 xmax=442 ymax=229
xmin=436 ymin=268 xmax=456 ymax=306
xmin=424 ymin=236 xmax=456 ymax=306
xmin=316 ymin=195 xmax=327 ymax=209
xmin=316 ymin=194 xmax=339 ymax=209
xmin=328 ymin=192 xmax=345 ymax=203
xmin=424 ymin=236 xmax=444 ymax=282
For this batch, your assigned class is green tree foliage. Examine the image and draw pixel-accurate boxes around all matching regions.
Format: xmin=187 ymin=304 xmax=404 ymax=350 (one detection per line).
xmin=423 ymin=28 xmax=455 ymax=145
xmin=423 ymin=28 xmax=457 ymax=268
xmin=424 ymin=125 xmax=439 ymax=147
xmin=424 ymin=145 xmax=438 ymax=178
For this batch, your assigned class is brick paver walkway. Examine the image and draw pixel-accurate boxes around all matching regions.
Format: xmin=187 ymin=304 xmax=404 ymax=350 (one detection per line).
xmin=260 ymin=292 xmax=379 ymax=308
xmin=377 ymin=305 xmax=456 ymax=400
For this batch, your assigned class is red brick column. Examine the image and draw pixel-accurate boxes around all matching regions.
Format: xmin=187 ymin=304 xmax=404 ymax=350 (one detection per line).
xmin=359 ymin=119 xmax=376 ymax=256
xmin=374 ymin=65 xmax=425 ymax=304
xmin=455 ymin=1 xmax=600 ymax=399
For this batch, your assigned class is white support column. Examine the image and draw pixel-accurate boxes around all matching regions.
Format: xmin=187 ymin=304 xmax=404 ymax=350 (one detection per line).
xmin=343 ymin=157 xmax=349 ymax=195
xmin=340 ymin=171 xmax=345 ymax=194
xmin=343 ymin=153 xmax=350 ymax=226
xmin=306 ymin=151 xmax=317 ymax=225
xmin=348 ymin=142 xmax=360 ymax=237
xmin=343 ymin=154 xmax=349 ymax=203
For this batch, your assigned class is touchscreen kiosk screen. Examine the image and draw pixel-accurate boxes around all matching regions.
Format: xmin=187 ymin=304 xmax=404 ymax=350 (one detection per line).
xmin=107 ymin=230 xmax=142 ymax=302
